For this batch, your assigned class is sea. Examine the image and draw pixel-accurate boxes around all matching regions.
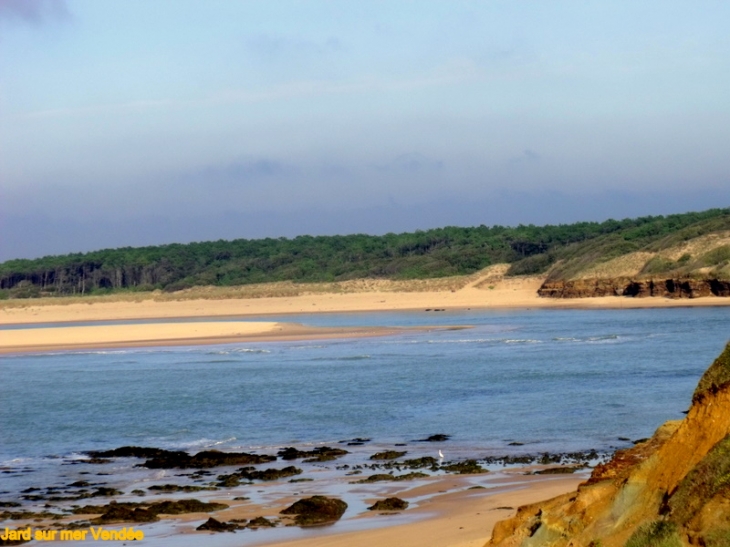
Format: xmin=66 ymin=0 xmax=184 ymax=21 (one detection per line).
xmin=1 ymin=306 xmax=729 ymax=544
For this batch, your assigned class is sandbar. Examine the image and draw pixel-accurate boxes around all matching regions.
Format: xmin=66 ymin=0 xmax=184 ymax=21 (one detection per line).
xmin=0 ymin=321 xmax=419 ymax=354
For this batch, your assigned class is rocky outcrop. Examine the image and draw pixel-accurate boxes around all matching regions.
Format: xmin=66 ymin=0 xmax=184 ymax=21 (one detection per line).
xmin=368 ymin=497 xmax=409 ymax=511
xmin=538 ymin=278 xmax=730 ymax=299
xmin=485 ymin=343 xmax=730 ymax=547
xmin=280 ymin=496 xmax=347 ymax=527
xmin=86 ymin=446 xmax=276 ymax=468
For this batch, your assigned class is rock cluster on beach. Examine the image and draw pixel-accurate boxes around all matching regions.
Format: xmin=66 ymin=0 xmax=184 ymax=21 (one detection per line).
xmin=86 ymin=447 xmax=277 ymax=469
xmin=486 ymin=342 xmax=730 ymax=547
xmin=280 ymin=496 xmax=348 ymax=527
xmin=0 ymin=430 xmax=610 ymax=543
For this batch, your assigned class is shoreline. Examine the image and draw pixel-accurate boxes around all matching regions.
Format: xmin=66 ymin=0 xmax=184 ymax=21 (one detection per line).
xmin=3 ymin=276 xmax=730 ymax=328
xmin=0 ymin=437 xmax=588 ymax=547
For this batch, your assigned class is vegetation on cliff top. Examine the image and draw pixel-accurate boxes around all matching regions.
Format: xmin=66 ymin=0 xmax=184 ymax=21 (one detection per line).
xmin=693 ymin=343 xmax=730 ymax=403
xmin=1 ymin=207 xmax=729 ymax=298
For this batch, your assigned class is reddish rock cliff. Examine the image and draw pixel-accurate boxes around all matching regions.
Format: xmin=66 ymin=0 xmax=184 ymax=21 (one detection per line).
xmin=486 ymin=343 xmax=730 ymax=547
xmin=538 ymin=278 xmax=730 ymax=299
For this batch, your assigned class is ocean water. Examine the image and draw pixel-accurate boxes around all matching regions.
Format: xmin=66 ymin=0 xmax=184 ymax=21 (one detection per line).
xmin=2 ymin=307 xmax=728 ymax=467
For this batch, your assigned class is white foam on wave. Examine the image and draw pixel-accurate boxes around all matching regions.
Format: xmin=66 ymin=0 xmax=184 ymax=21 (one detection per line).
xmin=167 ymin=437 xmax=238 ymax=451
xmin=206 ymin=348 xmax=271 ymax=355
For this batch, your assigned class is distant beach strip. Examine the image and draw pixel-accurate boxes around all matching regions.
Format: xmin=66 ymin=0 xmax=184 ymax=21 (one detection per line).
xmin=0 ymin=321 xmax=453 ymax=354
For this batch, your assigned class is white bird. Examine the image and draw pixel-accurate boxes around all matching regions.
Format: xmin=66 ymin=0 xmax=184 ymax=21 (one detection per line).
xmin=438 ymin=449 xmax=444 ymax=459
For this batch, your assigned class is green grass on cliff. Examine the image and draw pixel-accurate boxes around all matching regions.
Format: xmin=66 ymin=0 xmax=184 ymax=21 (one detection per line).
xmin=667 ymin=432 xmax=730 ymax=525
xmin=543 ymin=210 xmax=730 ymax=281
xmin=625 ymin=520 xmax=682 ymax=547
xmin=693 ymin=343 xmax=730 ymax=403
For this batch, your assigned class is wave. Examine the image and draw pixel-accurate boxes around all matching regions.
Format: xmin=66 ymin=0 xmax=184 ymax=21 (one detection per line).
xmin=205 ymin=348 xmax=271 ymax=355
xmin=425 ymin=338 xmax=542 ymax=345
xmin=312 ymin=355 xmax=371 ymax=361
xmin=167 ymin=437 xmax=238 ymax=451
xmin=552 ymin=334 xmax=621 ymax=344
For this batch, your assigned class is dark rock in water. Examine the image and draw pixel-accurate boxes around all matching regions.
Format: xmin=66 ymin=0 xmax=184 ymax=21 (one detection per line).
xmin=280 ymin=496 xmax=347 ymax=527
xmin=88 ymin=446 xmax=276 ymax=468
xmin=277 ymin=446 xmax=348 ymax=462
xmin=95 ymin=504 xmax=158 ymax=523
xmin=86 ymin=446 xmax=174 ymax=459
xmin=354 ymin=472 xmax=429 ymax=483
xmin=196 ymin=517 xmax=240 ymax=532
xmin=216 ymin=475 xmax=241 ymax=488
xmin=85 ymin=458 xmax=111 ymax=464
xmin=148 ymin=499 xmax=228 ymax=515
xmin=246 ymin=516 xmax=277 ymax=528
xmin=0 ymin=535 xmax=31 ymax=546
xmin=0 ymin=502 xmax=21 ymax=508
xmin=216 ymin=465 xmax=302 ymax=486
xmin=370 ymin=450 xmax=407 ymax=460
xmin=400 ymin=456 xmax=438 ymax=469
xmin=92 ymin=487 xmax=122 ymax=497
xmin=532 ymin=466 xmax=583 ymax=475
xmin=339 ymin=438 xmax=371 ymax=445
xmin=143 ymin=449 xmax=276 ymax=469
xmin=367 ymin=497 xmax=409 ymax=511
xmin=147 ymin=484 xmax=216 ymax=493
xmin=442 ymin=460 xmax=488 ymax=475
xmin=419 ymin=434 xmax=451 ymax=442
xmin=74 ymin=498 xmax=228 ymax=523
xmin=508 ymin=442 xmax=524 ymax=446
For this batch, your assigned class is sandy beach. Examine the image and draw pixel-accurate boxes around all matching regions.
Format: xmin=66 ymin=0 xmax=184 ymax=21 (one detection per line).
xmin=2 ymin=273 xmax=729 ymax=328
xmin=248 ymin=473 xmax=585 ymax=547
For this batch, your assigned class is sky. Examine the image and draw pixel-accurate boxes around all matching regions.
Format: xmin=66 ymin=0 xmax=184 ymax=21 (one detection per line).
xmin=1 ymin=0 xmax=729 ymax=261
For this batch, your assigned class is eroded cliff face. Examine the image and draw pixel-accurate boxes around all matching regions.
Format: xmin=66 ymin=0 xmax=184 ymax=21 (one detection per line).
xmin=486 ymin=343 xmax=730 ymax=547
xmin=538 ymin=278 xmax=730 ymax=299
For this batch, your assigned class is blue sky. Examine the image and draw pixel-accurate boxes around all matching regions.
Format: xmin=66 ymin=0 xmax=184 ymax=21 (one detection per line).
xmin=1 ymin=0 xmax=729 ymax=260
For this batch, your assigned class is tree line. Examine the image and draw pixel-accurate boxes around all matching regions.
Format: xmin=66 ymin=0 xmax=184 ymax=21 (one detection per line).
xmin=2 ymin=208 xmax=728 ymax=298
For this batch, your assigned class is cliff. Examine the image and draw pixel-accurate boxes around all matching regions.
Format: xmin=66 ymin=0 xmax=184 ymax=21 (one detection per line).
xmin=538 ymin=278 xmax=730 ymax=299
xmin=486 ymin=343 xmax=730 ymax=547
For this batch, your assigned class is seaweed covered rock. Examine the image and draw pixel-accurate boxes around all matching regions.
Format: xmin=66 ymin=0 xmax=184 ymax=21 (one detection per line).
xmin=277 ymin=446 xmax=348 ymax=462
xmin=74 ymin=499 xmax=228 ymax=524
xmin=94 ymin=504 xmax=158 ymax=523
xmin=196 ymin=517 xmax=240 ymax=532
xmin=418 ymin=434 xmax=451 ymax=442
xmin=370 ymin=450 xmax=407 ymax=460
xmin=367 ymin=497 xmax=409 ymax=511
xmin=87 ymin=446 xmax=276 ymax=468
xmin=246 ymin=516 xmax=277 ymax=528
xmin=143 ymin=449 xmax=276 ymax=469
xmin=354 ymin=472 xmax=428 ymax=483
xmin=280 ymin=496 xmax=347 ymax=527
xmin=216 ymin=465 xmax=302 ymax=486
xmin=441 ymin=459 xmax=487 ymax=474
xmin=86 ymin=446 xmax=176 ymax=459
